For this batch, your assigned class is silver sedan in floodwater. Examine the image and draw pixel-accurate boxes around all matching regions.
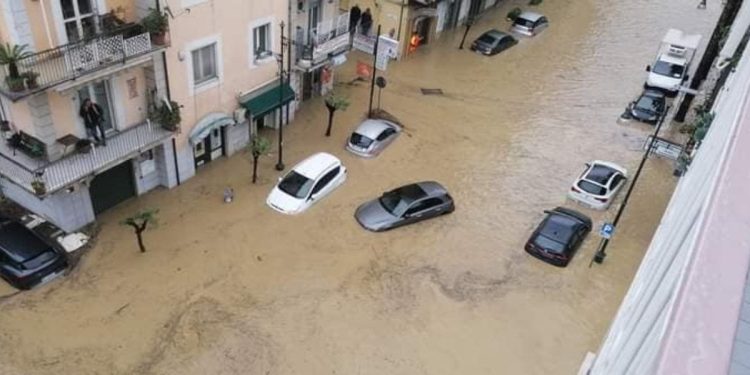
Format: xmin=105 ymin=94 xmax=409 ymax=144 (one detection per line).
xmin=345 ymin=119 xmax=401 ymax=158
xmin=355 ymin=181 xmax=455 ymax=232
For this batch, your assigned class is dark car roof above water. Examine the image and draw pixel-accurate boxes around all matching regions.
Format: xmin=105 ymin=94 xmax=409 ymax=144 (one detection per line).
xmin=0 ymin=221 xmax=51 ymax=263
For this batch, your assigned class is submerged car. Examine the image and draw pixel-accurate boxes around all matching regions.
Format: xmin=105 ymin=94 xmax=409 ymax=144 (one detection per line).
xmin=346 ymin=119 xmax=402 ymax=158
xmin=266 ymin=152 xmax=347 ymax=215
xmin=525 ymin=207 xmax=592 ymax=267
xmin=568 ymin=161 xmax=628 ymax=210
xmin=511 ymin=11 xmax=549 ymax=36
xmin=0 ymin=218 xmax=68 ymax=290
xmin=470 ymin=30 xmax=517 ymax=56
xmin=628 ymin=90 xmax=666 ymax=124
xmin=354 ymin=181 xmax=454 ymax=232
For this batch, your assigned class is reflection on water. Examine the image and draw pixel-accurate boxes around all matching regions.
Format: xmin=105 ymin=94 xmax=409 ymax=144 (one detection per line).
xmin=0 ymin=1 xmax=719 ymax=374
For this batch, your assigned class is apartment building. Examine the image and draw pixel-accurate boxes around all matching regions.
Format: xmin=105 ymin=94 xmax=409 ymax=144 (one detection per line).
xmin=0 ymin=0 xmax=175 ymax=232
xmin=0 ymin=0 xmax=351 ymax=232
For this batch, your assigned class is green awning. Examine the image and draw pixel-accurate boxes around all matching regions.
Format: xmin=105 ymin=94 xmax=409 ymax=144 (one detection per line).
xmin=241 ymin=83 xmax=295 ymax=119
xmin=189 ymin=112 xmax=235 ymax=144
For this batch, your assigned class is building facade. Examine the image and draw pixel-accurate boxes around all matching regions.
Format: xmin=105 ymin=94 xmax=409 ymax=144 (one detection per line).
xmin=0 ymin=0 xmax=176 ymax=232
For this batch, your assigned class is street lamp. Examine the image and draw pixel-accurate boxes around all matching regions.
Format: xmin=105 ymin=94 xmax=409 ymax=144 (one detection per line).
xmin=275 ymin=21 xmax=287 ymax=171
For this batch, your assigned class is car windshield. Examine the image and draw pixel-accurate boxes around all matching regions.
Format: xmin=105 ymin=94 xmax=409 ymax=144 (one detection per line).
xmin=635 ymin=95 xmax=661 ymax=114
xmin=0 ymin=221 xmax=50 ymax=263
xmin=578 ymin=180 xmax=607 ymax=195
xmin=652 ymin=60 xmax=685 ymax=78
xmin=534 ymin=234 xmax=566 ymax=254
xmin=514 ymin=18 xmax=535 ymax=27
xmin=278 ymin=171 xmax=314 ymax=199
xmin=350 ymin=133 xmax=374 ymax=148
xmin=478 ymin=34 xmax=498 ymax=44
xmin=379 ymin=184 xmax=427 ymax=215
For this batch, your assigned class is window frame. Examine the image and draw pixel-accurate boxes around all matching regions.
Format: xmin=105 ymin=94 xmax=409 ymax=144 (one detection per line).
xmin=186 ymin=34 xmax=223 ymax=95
xmin=249 ymin=16 xmax=276 ymax=68
xmin=191 ymin=43 xmax=218 ymax=86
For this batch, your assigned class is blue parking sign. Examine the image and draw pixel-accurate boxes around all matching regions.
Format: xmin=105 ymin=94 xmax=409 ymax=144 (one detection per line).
xmin=600 ymin=223 xmax=615 ymax=239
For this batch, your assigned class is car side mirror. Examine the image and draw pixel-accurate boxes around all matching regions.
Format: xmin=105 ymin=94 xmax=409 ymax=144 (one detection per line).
xmin=645 ymin=65 xmax=651 ymax=72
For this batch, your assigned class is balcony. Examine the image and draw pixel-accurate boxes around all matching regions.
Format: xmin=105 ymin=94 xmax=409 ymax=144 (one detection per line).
xmin=0 ymin=121 xmax=173 ymax=196
xmin=296 ymin=12 xmax=350 ymax=70
xmin=0 ymin=23 xmax=167 ymax=101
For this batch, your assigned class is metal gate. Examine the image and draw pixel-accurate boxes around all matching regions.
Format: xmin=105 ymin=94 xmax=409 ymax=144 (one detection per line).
xmin=90 ymin=160 xmax=136 ymax=215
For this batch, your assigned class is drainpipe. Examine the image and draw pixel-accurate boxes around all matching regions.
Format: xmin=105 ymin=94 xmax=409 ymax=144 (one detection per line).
xmin=156 ymin=0 xmax=179 ymax=185
xmin=397 ymin=0 xmax=406 ymax=41
xmin=38 ymin=0 xmax=55 ymax=48
xmin=286 ymin=0 xmax=292 ymax=124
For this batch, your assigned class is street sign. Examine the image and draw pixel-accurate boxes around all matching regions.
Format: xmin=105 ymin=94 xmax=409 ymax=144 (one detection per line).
xmin=599 ymin=223 xmax=615 ymax=239
xmin=644 ymin=135 xmax=683 ymax=160
xmin=353 ymin=34 xmax=399 ymax=71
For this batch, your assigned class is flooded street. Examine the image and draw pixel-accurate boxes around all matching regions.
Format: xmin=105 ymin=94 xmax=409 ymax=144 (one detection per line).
xmin=0 ymin=0 xmax=719 ymax=374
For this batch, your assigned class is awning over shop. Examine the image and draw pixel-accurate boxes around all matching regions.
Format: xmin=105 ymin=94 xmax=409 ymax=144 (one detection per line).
xmin=189 ymin=112 xmax=235 ymax=144
xmin=241 ymin=83 xmax=295 ymax=119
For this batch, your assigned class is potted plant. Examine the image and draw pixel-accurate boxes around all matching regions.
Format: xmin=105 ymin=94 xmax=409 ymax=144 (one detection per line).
xmin=141 ymin=8 xmax=169 ymax=45
xmin=150 ymin=100 xmax=181 ymax=131
xmin=22 ymin=71 xmax=39 ymax=89
xmin=31 ymin=179 xmax=46 ymax=196
xmin=0 ymin=43 xmax=32 ymax=90
xmin=76 ymin=138 xmax=92 ymax=153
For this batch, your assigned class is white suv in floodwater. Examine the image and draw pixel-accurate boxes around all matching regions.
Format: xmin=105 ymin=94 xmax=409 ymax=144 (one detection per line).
xmin=567 ymin=161 xmax=628 ymax=210
xmin=266 ymin=152 xmax=347 ymax=215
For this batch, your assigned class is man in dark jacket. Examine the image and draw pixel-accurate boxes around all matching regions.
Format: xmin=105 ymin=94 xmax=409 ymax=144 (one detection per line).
xmin=349 ymin=5 xmax=361 ymax=36
xmin=79 ymin=98 xmax=106 ymax=146
xmin=360 ymin=8 xmax=373 ymax=36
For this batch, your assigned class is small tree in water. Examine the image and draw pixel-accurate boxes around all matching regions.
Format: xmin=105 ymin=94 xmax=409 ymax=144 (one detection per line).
xmin=249 ymin=136 xmax=271 ymax=184
xmin=324 ymin=92 xmax=350 ymax=137
xmin=120 ymin=208 xmax=158 ymax=253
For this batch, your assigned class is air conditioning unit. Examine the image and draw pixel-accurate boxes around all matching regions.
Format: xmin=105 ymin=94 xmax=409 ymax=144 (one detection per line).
xmin=667 ymin=44 xmax=687 ymax=57
xmin=234 ymin=108 xmax=247 ymax=122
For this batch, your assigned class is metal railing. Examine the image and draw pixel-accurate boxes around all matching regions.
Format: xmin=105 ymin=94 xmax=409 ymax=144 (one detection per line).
xmin=297 ymin=12 xmax=350 ymax=64
xmin=0 ymin=23 xmax=165 ymax=101
xmin=0 ymin=120 xmax=173 ymax=195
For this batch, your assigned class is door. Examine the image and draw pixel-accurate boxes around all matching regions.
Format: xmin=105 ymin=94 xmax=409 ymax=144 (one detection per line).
xmin=78 ymin=81 xmax=116 ymax=133
xmin=309 ymin=0 xmax=322 ymax=38
xmin=60 ymin=0 xmax=97 ymax=42
xmin=302 ymin=70 xmax=322 ymax=100
xmin=89 ymin=160 xmax=136 ymax=215
xmin=209 ymin=127 xmax=224 ymax=160
xmin=194 ymin=138 xmax=210 ymax=167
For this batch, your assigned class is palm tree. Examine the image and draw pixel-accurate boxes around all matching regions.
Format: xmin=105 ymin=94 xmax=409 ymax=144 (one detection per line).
xmin=249 ymin=136 xmax=271 ymax=183
xmin=324 ymin=92 xmax=350 ymax=137
xmin=0 ymin=43 xmax=32 ymax=79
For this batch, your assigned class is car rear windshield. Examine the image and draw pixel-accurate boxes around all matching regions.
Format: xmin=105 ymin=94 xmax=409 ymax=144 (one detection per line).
xmin=578 ymin=180 xmax=607 ymax=196
xmin=478 ymin=34 xmax=497 ymax=44
xmin=0 ymin=222 xmax=50 ymax=263
xmin=278 ymin=171 xmax=314 ymax=199
xmin=635 ymin=95 xmax=661 ymax=114
xmin=586 ymin=165 xmax=616 ymax=185
xmin=534 ymin=234 xmax=565 ymax=254
xmin=350 ymin=133 xmax=374 ymax=148
xmin=379 ymin=184 xmax=426 ymax=215
xmin=514 ymin=18 xmax=535 ymax=27
xmin=652 ymin=60 xmax=685 ymax=78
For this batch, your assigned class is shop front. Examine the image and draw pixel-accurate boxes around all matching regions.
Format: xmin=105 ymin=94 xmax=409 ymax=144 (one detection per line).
xmin=189 ymin=113 xmax=235 ymax=168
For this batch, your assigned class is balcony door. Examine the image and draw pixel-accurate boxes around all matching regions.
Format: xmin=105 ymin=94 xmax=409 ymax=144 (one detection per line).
xmin=78 ymin=81 xmax=116 ymax=133
xmin=60 ymin=0 xmax=97 ymax=42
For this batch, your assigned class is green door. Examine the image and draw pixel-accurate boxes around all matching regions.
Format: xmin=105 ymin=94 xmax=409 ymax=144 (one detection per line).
xmin=90 ymin=161 xmax=136 ymax=215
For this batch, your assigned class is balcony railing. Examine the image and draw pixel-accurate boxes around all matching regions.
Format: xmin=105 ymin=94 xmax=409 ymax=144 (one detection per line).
xmin=296 ymin=12 xmax=350 ymax=67
xmin=0 ymin=121 xmax=173 ymax=195
xmin=0 ymin=23 xmax=166 ymax=101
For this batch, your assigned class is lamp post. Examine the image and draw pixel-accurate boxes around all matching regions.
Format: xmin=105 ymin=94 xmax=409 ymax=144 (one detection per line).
xmin=275 ymin=21 xmax=287 ymax=171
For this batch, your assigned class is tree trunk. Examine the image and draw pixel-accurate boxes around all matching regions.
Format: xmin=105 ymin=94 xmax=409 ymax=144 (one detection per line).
xmin=325 ymin=108 xmax=335 ymax=137
xmin=135 ymin=230 xmax=146 ymax=253
xmin=252 ymin=154 xmax=259 ymax=183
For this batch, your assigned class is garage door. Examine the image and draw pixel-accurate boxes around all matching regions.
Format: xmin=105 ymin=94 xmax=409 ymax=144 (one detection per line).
xmin=90 ymin=160 xmax=136 ymax=215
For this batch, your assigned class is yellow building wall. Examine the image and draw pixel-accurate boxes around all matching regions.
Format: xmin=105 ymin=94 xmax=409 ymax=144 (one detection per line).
xmin=112 ymin=68 xmax=148 ymax=127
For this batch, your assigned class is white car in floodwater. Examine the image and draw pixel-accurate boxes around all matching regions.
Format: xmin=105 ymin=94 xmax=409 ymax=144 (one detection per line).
xmin=266 ymin=152 xmax=347 ymax=215
xmin=567 ymin=160 xmax=628 ymax=210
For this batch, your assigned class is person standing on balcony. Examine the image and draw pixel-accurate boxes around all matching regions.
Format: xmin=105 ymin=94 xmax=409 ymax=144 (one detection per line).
xmin=349 ymin=5 xmax=362 ymax=37
xmin=79 ymin=98 xmax=106 ymax=146
xmin=360 ymin=8 xmax=373 ymax=36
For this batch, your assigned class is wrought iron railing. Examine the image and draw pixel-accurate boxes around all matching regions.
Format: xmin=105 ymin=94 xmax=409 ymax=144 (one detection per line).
xmin=296 ymin=12 xmax=350 ymax=65
xmin=0 ymin=23 xmax=166 ymax=101
xmin=0 ymin=120 xmax=173 ymax=195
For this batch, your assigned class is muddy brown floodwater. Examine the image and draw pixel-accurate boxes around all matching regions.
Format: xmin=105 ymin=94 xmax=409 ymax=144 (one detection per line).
xmin=0 ymin=1 xmax=719 ymax=374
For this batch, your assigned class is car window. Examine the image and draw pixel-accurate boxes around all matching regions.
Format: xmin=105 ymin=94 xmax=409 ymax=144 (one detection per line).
xmin=514 ymin=18 xmax=534 ymax=28
xmin=311 ymin=167 xmax=340 ymax=196
xmin=405 ymin=198 xmax=443 ymax=216
xmin=376 ymin=128 xmax=395 ymax=141
xmin=578 ymin=180 xmax=607 ymax=195
xmin=278 ymin=171 xmax=314 ymax=199
xmin=538 ymin=17 xmax=548 ymax=25
xmin=350 ymin=133 xmax=373 ymax=148
xmin=478 ymin=34 xmax=497 ymax=44
xmin=610 ymin=174 xmax=624 ymax=188
xmin=652 ymin=60 xmax=685 ymax=78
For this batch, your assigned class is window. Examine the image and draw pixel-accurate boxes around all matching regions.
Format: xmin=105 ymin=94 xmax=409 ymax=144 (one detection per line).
xmin=192 ymin=43 xmax=217 ymax=86
xmin=405 ymin=198 xmax=442 ymax=216
xmin=61 ymin=0 xmax=96 ymax=42
xmin=253 ymin=23 xmax=271 ymax=60
xmin=311 ymin=167 xmax=340 ymax=196
xmin=376 ymin=128 xmax=396 ymax=141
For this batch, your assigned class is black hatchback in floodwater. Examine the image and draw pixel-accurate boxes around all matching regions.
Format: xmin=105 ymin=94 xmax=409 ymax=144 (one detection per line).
xmin=628 ymin=90 xmax=666 ymax=124
xmin=525 ymin=207 xmax=592 ymax=267
xmin=0 ymin=218 xmax=67 ymax=290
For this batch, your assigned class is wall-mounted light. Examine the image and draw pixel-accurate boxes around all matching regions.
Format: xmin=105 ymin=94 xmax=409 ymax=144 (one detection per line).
xmin=178 ymin=51 xmax=186 ymax=61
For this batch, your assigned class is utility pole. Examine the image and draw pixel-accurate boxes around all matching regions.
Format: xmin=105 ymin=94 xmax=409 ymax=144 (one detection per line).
xmin=368 ymin=24 xmax=381 ymax=117
xmin=590 ymin=107 xmax=670 ymax=266
xmin=459 ymin=17 xmax=473 ymax=50
xmin=275 ymin=21 xmax=286 ymax=171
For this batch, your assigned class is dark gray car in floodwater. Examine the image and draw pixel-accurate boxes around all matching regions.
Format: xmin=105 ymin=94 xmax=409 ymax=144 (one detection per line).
xmin=355 ymin=181 xmax=455 ymax=232
xmin=628 ymin=89 xmax=666 ymax=124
